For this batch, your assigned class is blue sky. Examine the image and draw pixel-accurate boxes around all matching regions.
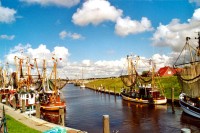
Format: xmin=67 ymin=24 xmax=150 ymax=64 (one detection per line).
xmin=0 ymin=0 xmax=200 ymax=79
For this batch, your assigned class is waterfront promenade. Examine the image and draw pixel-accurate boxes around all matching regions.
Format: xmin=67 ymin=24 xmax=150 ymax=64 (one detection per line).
xmin=0 ymin=103 xmax=85 ymax=133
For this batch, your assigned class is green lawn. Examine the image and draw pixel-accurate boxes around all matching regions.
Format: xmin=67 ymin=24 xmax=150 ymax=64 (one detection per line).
xmin=5 ymin=114 xmax=41 ymax=133
xmin=86 ymin=76 xmax=181 ymax=99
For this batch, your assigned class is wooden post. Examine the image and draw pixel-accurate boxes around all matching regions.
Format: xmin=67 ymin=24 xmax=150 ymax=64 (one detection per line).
xmin=103 ymin=115 xmax=110 ymax=133
xmin=171 ymin=88 xmax=175 ymax=113
xmin=0 ymin=94 xmax=2 ymax=103
xmin=114 ymin=86 xmax=116 ymax=95
xmin=6 ymin=94 xmax=9 ymax=105
xmin=13 ymin=97 xmax=16 ymax=110
xmin=22 ymin=99 xmax=25 ymax=112
xmin=36 ymin=102 xmax=40 ymax=118
xmin=59 ymin=108 xmax=65 ymax=126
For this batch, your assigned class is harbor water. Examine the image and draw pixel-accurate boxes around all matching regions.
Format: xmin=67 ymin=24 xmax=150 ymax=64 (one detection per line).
xmin=60 ymin=84 xmax=200 ymax=133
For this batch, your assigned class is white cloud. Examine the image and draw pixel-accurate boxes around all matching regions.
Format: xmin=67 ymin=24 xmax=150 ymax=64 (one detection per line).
xmin=5 ymin=44 xmax=70 ymax=78
xmin=59 ymin=31 xmax=67 ymax=39
xmin=59 ymin=30 xmax=84 ymax=40
xmin=53 ymin=46 xmax=69 ymax=62
xmin=0 ymin=35 xmax=15 ymax=40
xmin=151 ymin=53 xmax=172 ymax=69
xmin=82 ymin=60 xmax=91 ymax=66
xmin=152 ymin=8 xmax=200 ymax=52
xmin=0 ymin=6 xmax=16 ymax=23
xmin=70 ymin=33 xmax=84 ymax=40
xmin=72 ymin=0 xmax=122 ymax=26
xmin=189 ymin=0 xmax=200 ymax=6
xmin=115 ymin=17 xmax=153 ymax=36
xmin=20 ymin=0 xmax=80 ymax=8
xmin=192 ymin=8 xmax=200 ymax=20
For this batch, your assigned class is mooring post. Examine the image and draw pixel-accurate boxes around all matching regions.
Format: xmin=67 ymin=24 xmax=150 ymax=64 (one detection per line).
xmin=36 ymin=102 xmax=40 ymax=118
xmin=181 ymin=128 xmax=191 ymax=133
xmin=6 ymin=94 xmax=9 ymax=105
xmin=171 ymin=88 xmax=175 ymax=113
xmin=21 ymin=99 xmax=25 ymax=113
xmin=114 ymin=86 xmax=116 ymax=95
xmin=13 ymin=97 xmax=16 ymax=110
xmin=103 ymin=115 xmax=110 ymax=133
xmin=59 ymin=107 xmax=65 ymax=126
xmin=0 ymin=94 xmax=2 ymax=103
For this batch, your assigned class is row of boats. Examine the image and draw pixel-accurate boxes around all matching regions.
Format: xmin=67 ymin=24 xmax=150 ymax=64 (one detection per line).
xmin=1 ymin=33 xmax=200 ymax=121
xmin=0 ymin=55 xmax=68 ymax=112
xmin=120 ymin=33 xmax=200 ymax=119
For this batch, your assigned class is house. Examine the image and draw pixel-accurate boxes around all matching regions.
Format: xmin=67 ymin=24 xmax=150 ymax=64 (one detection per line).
xmin=157 ymin=66 xmax=177 ymax=77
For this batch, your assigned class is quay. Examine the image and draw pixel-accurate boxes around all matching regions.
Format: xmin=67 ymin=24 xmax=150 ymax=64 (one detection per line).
xmin=0 ymin=103 xmax=86 ymax=133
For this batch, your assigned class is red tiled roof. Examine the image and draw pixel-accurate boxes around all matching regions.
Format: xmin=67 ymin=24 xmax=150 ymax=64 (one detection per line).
xmin=157 ymin=66 xmax=176 ymax=76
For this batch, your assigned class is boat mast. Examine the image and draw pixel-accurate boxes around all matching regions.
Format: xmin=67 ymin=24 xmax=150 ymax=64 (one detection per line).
xmin=53 ymin=57 xmax=57 ymax=93
xmin=195 ymin=32 xmax=200 ymax=56
xmin=151 ymin=60 xmax=155 ymax=90
xmin=26 ymin=57 xmax=30 ymax=90
xmin=34 ymin=58 xmax=41 ymax=79
xmin=42 ymin=59 xmax=46 ymax=84
xmin=127 ymin=55 xmax=135 ymax=75
xmin=185 ymin=37 xmax=195 ymax=63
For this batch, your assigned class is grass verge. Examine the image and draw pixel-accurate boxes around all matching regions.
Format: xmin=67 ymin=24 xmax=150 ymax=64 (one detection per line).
xmin=85 ymin=76 xmax=181 ymax=99
xmin=5 ymin=114 xmax=41 ymax=133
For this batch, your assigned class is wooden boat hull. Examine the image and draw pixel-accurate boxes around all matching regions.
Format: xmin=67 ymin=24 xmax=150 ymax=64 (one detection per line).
xmin=179 ymin=93 xmax=200 ymax=119
xmin=40 ymin=101 xmax=66 ymax=111
xmin=40 ymin=102 xmax=66 ymax=111
xmin=121 ymin=93 xmax=167 ymax=105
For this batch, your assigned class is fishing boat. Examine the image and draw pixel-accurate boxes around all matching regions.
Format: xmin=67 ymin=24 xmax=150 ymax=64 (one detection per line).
xmin=0 ymin=62 xmax=16 ymax=103
xmin=9 ymin=56 xmax=42 ymax=109
xmin=174 ymin=32 xmax=200 ymax=119
xmin=40 ymin=57 xmax=67 ymax=111
xmin=80 ymin=83 xmax=85 ymax=88
xmin=120 ymin=55 xmax=167 ymax=105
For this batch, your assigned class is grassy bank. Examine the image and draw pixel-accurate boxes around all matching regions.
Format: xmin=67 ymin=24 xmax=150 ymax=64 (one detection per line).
xmin=85 ymin=76 xmax=181 ymax=99
xmin=5 ymin=114 xmax=41 ymax=133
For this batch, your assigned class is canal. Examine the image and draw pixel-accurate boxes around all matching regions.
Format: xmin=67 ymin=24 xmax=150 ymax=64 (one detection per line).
xmin=62 ymin=84 xmax=200 ymax=133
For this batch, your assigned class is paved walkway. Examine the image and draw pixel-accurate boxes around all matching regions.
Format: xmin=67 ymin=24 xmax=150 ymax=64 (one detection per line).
xmin=0 ymin=103 xmax=87 ymax=133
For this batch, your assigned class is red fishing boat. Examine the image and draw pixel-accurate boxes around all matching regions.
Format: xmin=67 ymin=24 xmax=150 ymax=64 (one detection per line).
xmin=39 ymin=57 xmax=67 ymax=111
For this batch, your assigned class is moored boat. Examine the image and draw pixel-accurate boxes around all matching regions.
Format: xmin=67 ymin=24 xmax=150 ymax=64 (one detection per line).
xmin=8 ymin=56 xmax=42 ymax=109
xmin=39 ymin=57 xmax=67 ymax=111
xmin=121 ymin=55 xmax=167 ymax=105
xmin=174 ymin=32 xmax=200 ymax=119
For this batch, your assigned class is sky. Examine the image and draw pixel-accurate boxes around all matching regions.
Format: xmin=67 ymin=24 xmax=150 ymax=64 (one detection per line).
xmin=0 ymin=0 xmax=200 ymax=79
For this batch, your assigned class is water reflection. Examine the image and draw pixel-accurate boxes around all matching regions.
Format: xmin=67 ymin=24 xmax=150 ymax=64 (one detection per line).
xmin=180 ymin=112 xmax=200 ymax=133
xmin=43 ymin=84 xmax=200 ymax=133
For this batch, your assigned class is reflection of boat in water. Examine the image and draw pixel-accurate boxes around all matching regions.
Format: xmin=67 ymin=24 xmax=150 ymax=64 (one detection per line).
xmin=122 ymin=100 xmax=168 ymax=110
xmin=121 ymin=55 xmax=167 ymax=105
xmin=174 ymin=33 xmax=200 ymax=119
xmin=180 ymin=110 xmax=200 ymax=129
